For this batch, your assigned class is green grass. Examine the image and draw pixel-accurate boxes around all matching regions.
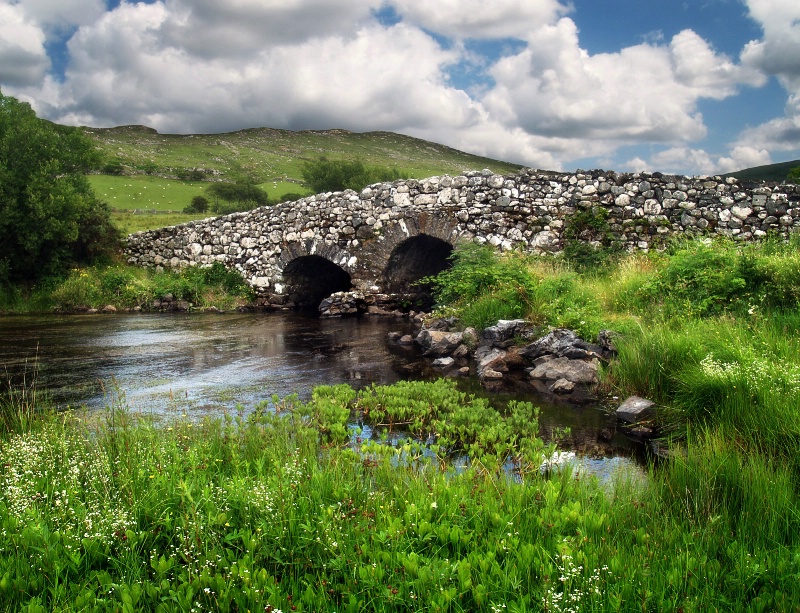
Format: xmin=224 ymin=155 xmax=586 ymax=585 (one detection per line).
xmin=85 ymin=124 xmax=522 ymax=234
xmin=1 ymin=380 xmax=797 ymax=612
xmin=90 ymin=175 xmax=312 ymax=213
xmin=0 ymin=262 xmax=255 ymax=314
xmin=4 ymin=238 xmax=800 ymax=610
xmin=85 ymin=125 xmax=521 ymax=190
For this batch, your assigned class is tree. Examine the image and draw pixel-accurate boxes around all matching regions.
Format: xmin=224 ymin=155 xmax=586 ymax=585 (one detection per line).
xmin=0 ymin=91 xmax=120 ymax=284
xmin=787 ymin=166 xmax=800 ymax=184
xmin=183 ymin=195 xmax=210 ymax=214
xmin=207 ymin=181 xmax=269 ymax=214
xmin=301 ymin=156 xmax=402 ymax=193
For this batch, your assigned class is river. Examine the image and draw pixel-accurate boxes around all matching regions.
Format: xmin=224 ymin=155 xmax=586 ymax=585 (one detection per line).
xmin=0 ymin=312 xmax=645 ymax=480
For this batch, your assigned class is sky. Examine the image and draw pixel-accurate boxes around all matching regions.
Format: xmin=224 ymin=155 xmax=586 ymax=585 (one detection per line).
xmin=1 ymin=0 xmax=799 ymax=176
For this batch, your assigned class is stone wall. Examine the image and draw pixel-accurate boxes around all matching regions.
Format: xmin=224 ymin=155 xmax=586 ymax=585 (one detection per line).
xmin=124 ymin=168 xmax=800 ymax=298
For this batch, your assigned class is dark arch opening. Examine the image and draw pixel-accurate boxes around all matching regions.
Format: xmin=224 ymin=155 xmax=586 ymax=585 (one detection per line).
xmin=282 ymin=255 xmax=352 ymax=311
xmin=383 ymin=235 xmax=453 ymax=310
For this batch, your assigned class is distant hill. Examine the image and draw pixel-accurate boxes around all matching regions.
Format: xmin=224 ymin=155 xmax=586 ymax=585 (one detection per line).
xmin=722 ymin=159 xmax=800 ymax=183
xmin=82 ymin=125 xmax=523 ymax=184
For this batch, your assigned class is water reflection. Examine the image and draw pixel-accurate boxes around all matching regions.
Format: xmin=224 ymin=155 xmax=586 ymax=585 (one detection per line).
xmin=0 ymin=313 xmax=419 ymax=412
xmin=0 ymin=312 xmax=646 ymax=481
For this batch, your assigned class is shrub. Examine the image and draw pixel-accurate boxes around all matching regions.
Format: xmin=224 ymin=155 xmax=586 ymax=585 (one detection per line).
xmin=561 ymin=207 xmax=622 ymax=271
xmin=207 ymin=181 xmax=269 ymax=214
xmin=0 ymin=90 xmax=120 ymax=284
xmin=183 ymin=195 xmax=210 ymax=214
xmin=301 ymin=156 xmax=402 ymax=193
xmin=175 ymin=167 xmax=206 ymax=181
xmin=428 ymin=243 xmax=533 ymax=308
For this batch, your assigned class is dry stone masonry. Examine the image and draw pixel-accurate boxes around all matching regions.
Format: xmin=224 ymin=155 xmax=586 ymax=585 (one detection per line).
xmin=124 ymin=168 xmax=800 ymax=308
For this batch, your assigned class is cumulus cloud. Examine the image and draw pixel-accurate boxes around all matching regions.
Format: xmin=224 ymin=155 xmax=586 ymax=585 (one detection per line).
xmin=161 ymin=0 xmax=378 ymax=59
xmin=735 ymin=0 xmax=800 ymax=153
xmin=1 ymin=0 xmax=791 ymax=176
xmin=741 ymin=0 xmax=800 ymax=85
xmin=0 ymin=3 xmax=49 ymax=86
xmin=36 ymin=2 xmax=477 ymax=137
xmin=482 ymin=19 xmax=763 ymax=153
xmin=639 ymin=145 xmax=771 ymax=176
xmin=390 ymin=0 xmax=570 ymax=40
xmin=14 ymin=0 xmax=106 ymax=30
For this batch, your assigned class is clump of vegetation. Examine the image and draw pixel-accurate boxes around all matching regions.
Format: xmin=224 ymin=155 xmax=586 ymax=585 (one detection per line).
xmin=786 ymin=165 xmax=800 ymax=184
xmin=301 ymin=156 xmax=403 ymax=193
xmin=0 ymin=375 xmax=797 ymax=611
xmin=183 ymin=195 xmax=210 ymax=214
xmin=1 ymin=262 xmax=255 ymax=313
xmin=561 ymin=206 xmax=622 ymax=271
xmin=207 ymin=181 xmax=270 ymax=214
xmin=0 ymin=90 xmax=120 ymax=286
xmin=175 ymin=167 xmax=207 ymax=181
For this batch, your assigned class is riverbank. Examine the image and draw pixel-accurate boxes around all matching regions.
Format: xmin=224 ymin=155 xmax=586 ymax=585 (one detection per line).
xmin=2 ymin=236 xmax=800 ymax=610
xmin=0 ymin=378 xmax=797 ymax=611
xmin=0 ymin=262 xmax=256 ymax=315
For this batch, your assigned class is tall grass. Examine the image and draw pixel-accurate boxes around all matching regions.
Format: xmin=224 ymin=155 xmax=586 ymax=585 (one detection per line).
xmin=1 ymin=384 xmax=798 ymax=611
xmin=2 ymin=262 xmax=255 ymax=314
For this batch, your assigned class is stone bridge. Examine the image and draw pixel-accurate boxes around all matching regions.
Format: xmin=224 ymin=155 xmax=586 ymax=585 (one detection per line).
xmin=124 ymin=168 xmax=800 ymax=311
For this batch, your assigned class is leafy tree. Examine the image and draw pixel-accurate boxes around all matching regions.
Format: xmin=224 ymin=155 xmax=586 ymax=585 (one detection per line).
xmin=787 ymin=166 xmax=800 ymax=184
xmin=207 ymin=181 xmax=269 ymax=214
xmin=183 ymin=195 xmax=210 ymax=214
xmin=0 ymin=90 xmax=120 ymax=284
xmin=301 ymin=156 xmax=402 ymax=193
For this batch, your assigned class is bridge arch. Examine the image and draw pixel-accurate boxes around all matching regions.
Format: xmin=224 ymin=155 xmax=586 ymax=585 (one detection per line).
xmin=383 ymin=234 xmax=453 ymax=297
xmin=374 ymin=214 xmax=461 ymax=308
xmin=277 ymin=241 xmax=356 ymax=310
xmin=281 ymin=255 xmax=352 ymax=310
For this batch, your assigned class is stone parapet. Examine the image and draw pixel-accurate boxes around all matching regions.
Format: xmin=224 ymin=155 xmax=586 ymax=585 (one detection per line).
xmin=124 ymin=168 xmax=800 ymax=299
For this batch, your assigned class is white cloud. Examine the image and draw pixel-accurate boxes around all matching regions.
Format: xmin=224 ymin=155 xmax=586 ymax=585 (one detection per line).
xmin=646 ymin=145 xmax=771 ymax=176
xmin=161 ymin=0 xmax=379 ymax=59
xmin=389 ymin=0 xmax=570 ymax=40
xmin=735 ymin=0 xmax=800 ymax=153
xmin=741 ymin=0 xmax=800 ymax=86
xmin=14 ymin=0 xmax=106 ymax=30
xmin=0 ymin=3 xmax=49 ymax=87
xmin=716 ymin=145 xmax=772 ymax=173
xmin=482 ymin=19 xmax=763 ymax=153
xmin=670 ymin=29 xmax=765 ymax=98
xmin=34 ymin=2 xmax=478 ymax=137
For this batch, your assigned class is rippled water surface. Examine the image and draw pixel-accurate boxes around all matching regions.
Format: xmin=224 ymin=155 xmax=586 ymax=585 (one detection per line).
xmin=0 ymin=312 xmax=646 ymax=479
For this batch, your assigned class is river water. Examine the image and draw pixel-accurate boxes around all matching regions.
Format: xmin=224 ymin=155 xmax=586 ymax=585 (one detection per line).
xmin=0 ymin=312 xmax=645 ymax=480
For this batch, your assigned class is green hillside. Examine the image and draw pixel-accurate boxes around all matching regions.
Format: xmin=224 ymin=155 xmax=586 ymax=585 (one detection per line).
xmin=722 ymin=158 xmax=800 ymax=183
xmin=84 ymin=125 xmax=521 ymax=181
xmin=83 ymin=125 xmax=523 ymax=233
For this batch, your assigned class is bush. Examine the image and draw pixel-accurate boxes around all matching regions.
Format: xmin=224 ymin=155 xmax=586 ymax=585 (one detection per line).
xmin=207 ymin=181 xmax=269 ymax=214
xmin=301 ymin=156 xmax=402 ymax=193
xmin=175 ymin=168 xmax=206 ymax=181
xmin=0 ymin=90 xmax=120 ymax=284
xmin=183 ymin=195 xmax=210 ymax=214
xmin=561 ymin=207 xmax=621 ymax=271
xmin=428 ymin=243 xmax=533 ymax=308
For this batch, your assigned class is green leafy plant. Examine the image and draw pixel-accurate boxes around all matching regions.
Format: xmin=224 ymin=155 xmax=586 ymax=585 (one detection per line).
xmin=207 ymin=181 xmax=269 ymax=214
xmin=183 ymin=195 xmax=210 ymax=214
xmin=0 ymin=90 xmax=120 ymax=284
xmin=301 ymin=156 xmax=403 ymax=193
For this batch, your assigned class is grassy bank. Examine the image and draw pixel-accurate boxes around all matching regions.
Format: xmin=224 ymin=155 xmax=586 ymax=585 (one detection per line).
xmin=0 ymin=262 xmax=255 ymax=314
xmin=1 ymin=380 xmax=797 ymax=612
xmin=2 ymin=237 xmax=800 ymax=611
